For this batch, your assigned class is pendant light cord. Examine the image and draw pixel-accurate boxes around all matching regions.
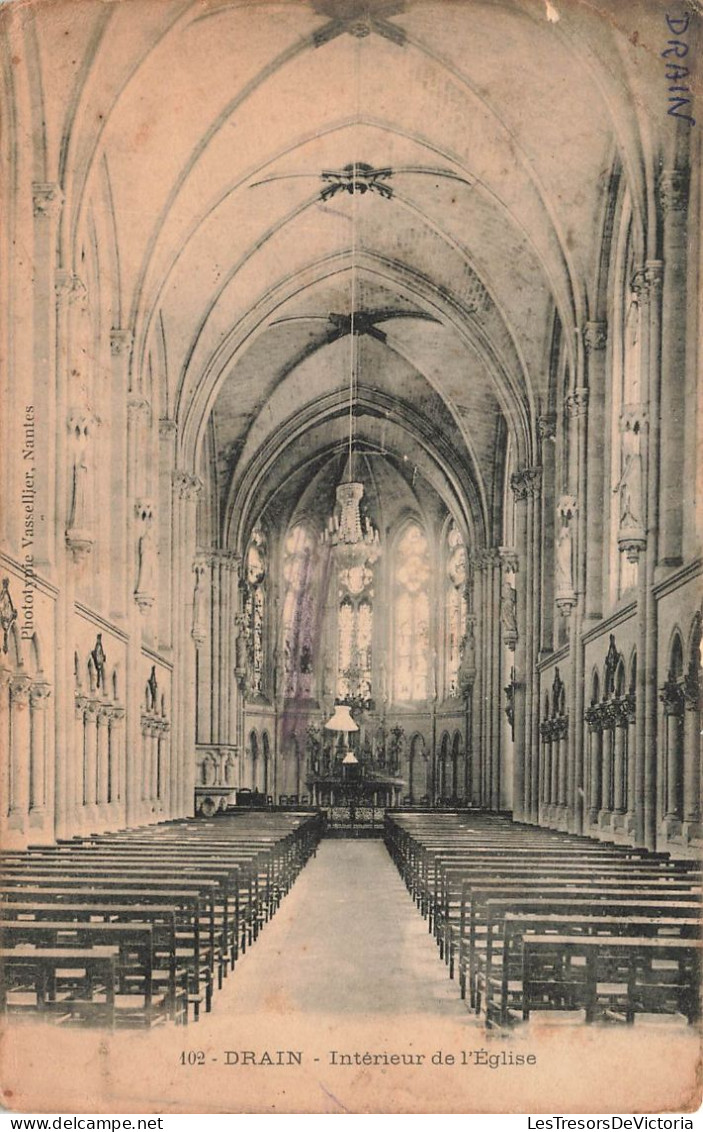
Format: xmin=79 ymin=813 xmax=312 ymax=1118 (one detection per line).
xmin=347 ymin=37 xmax=362 ymax=484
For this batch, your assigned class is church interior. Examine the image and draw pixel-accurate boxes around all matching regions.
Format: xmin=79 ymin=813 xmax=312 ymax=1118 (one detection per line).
xmin=0 ymin=0 xmax=701 ymax=1041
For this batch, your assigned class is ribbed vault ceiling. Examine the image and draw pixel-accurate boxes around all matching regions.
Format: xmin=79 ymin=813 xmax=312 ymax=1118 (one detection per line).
xmin=32 ymin=0 xmax=668 ymax=547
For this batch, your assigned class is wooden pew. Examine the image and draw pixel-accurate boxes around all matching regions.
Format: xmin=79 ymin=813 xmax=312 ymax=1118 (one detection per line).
xmin=0 ymin=901 xmax=186 ymax=1022
xmin=0 ymin=920 xmax=174 ymax=1026
xmin=483 ymin=910 xmax=700 ymax=1027
xmin=521 ymin=934 xmax=702 ymax=1024
xmin=0 ymin=945 xmax=117 ymax=1027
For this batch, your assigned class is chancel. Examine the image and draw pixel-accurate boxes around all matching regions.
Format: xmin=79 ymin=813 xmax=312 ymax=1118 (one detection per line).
xmin=0 ymin=0 xmax=700 ymax=1044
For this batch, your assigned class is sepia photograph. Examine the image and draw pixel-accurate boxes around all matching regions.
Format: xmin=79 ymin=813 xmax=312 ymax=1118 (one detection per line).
xmin=0 ymin=0 xmax=700 ymax=1116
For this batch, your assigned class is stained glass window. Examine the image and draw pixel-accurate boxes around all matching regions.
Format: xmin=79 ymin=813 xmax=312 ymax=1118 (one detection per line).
xmin=445 ymin=522 xmax=467 ymax=696
xmin=245 ymin=530 xmax=267 ymax=695
xmin=336 ymin=568 xmax=374 ymax=703
xmin=394 ymin=523 xmax=430 ymax=702
xmin=282 ymin=524 xmax=317 ymax=698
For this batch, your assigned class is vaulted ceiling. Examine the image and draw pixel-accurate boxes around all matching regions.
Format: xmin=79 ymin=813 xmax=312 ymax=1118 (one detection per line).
xmin=26 ymin=0 xmax=669 ymax=550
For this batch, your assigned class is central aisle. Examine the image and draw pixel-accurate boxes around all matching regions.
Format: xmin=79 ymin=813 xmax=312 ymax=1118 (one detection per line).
xmin=214 ymin=838 xmax=468 ymax=1017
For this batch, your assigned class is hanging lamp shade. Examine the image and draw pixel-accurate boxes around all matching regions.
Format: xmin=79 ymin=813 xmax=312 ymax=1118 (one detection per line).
xmin=342 ymin=749 xmax=359 ymax=765
xmin=324 ymin=703 xmax=358 ymax=732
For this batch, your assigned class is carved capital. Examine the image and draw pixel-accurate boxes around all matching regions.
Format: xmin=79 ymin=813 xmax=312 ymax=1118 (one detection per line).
xmin=10 ymin=673 xmax=32 ymax=705
xmin=659 ymin=675 xmax=684 ymax=716
xmin=537 ymin=412 xmax=557 ymax=441
xmin=553 ymin=715 xmax=569 ymax=741
xmin=30 ymin=681 xmax=52 ymax=707
xmin=159 ymin=417 xmax=178 ymax=439
xmin=32 ymin=182 xmax=63 ymax=219
xmin=540 ymin=719 xmax=554 ymax=742
xmin=618 ymin=534 xmax=646 ymax=564
xmin=473 ymin=547 xmax=501 ymax=571
xmin=134 ymin=592 xmax=155 ymax=614
xmin=612 ymin=696 xmax=631 ymax=728
xmin=585 ymin=704 xmax=602 ymax=733
xmin=583 ymin=321 xmax=607 ymax=352
xmin=556 ymin=594 xmax=577 ymax=618
xmin=498 ymin=546 xmax=519 ymax=574
xmin=66 ymin=529 xmax=95 ymax=562
xmin=510 ymin=465 xmax=542 ymax=500
xmin=110 ymin=328 xmax=133 ymax=358
xmin=174 ymin=472 xmax=202 ymax=502
xmin=566 ymin=387 xmax=589 ymax=418
xmin=659 ymin=168 xmax=688 ymax=215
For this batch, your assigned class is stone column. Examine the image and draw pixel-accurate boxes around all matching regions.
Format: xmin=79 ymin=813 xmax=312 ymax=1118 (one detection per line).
xmin=0 ymin=669 xmax=12 ymax=831
xmin=111 ymin=706 xmax=125 ymax=816
xmin=157 ymin=418 xmax=177 ymax=650
xmin=585 ymin=706 xmax=602 ymax=825
xmin=682 ymin=668 xmax=700 ymax=827
xmin=8 ymin=674 xmax=32 ymax=832
xmin=660 ymin=678 xmax=684 ymax=821
xmin=557 ymin=717 xmax=568 ymax=811
xmin=583 ymin=323 xmax=607 ymax=621
xmin=74 ymin=694 xmax=87 ymax=811
xmin=537 ymin=413 xmax=557 ymax=657
xmin=566 ymin=387 xmax=589 ymax=833
xmin=53 ymin=271 xmax=82 ymax=842
xmin=84 ymin=701 xmax=98 ymax=826
xmin=31 ymin=183 xmax=63 ymax=567
xmin=124 ymin=397 xmax=150 ymax=828
xmin=613 ymin=699 xmax=628 ymax=816
xmin=600 ymin=704 xmax=615 ymax=819
xmin=539 ymin=721 xmax=552 ymax=815
xmin=150 ymin=721 xmax=159 ymax=805
xmin=474 ymin=560 xmax=486 ymax=808
xmin=96 ymin=707 xmax=110 ymax=817
xmin=172 ymin=473 xmax=201 ymax=818
xmin=658 ymin=169 xmax=688 ymax=564
xmin=509 ymin=470 xmax=541 ymax=820
xmin=29 ymin=681 xmax=51 ymax=819
xmin=625 ymin=693 xmax=637 ymax=834
xmin=643 ymin=263 xmax=664 ymax=850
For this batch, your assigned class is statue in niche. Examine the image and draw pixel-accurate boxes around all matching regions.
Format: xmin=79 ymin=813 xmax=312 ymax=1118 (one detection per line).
xmin=299 ymin=643 xmax=313 ymax=674
xmin=618 ymin=427 xmax=643 ymax=531
xmin=191 ymin=561 xmax=206 ymax=642
xmin=604 ymin=634 xmax=619 ymax=698
xmin=555 ymin=520 xmax=573 ymax=596
xmin=459 ymin=622 xmax=476 ymax=692
xmin=135 ymin=505 xmax=158 ymax=607
xmin=91 ymin=633 xmax=106 ymax=690
xmin=67 ymin=414 xmax=93 ymax=541
xmin=500 ymin=582 xmax=518 ymax=649
xmin=234 ymin=613 xmax=248 ymax=673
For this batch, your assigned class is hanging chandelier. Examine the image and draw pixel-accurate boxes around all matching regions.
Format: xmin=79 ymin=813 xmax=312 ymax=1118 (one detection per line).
xmin=321 ymin=161 xmax=382 ymax=571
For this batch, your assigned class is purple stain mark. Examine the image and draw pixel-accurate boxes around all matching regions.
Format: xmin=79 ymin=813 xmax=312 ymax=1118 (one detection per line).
xmin=319 ymin=1080 xmax=351 ymax=1113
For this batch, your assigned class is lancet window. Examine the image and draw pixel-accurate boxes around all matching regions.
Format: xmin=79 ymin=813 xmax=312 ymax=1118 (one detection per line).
xmin=393 ymin=523 xmax=430 ymax=703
